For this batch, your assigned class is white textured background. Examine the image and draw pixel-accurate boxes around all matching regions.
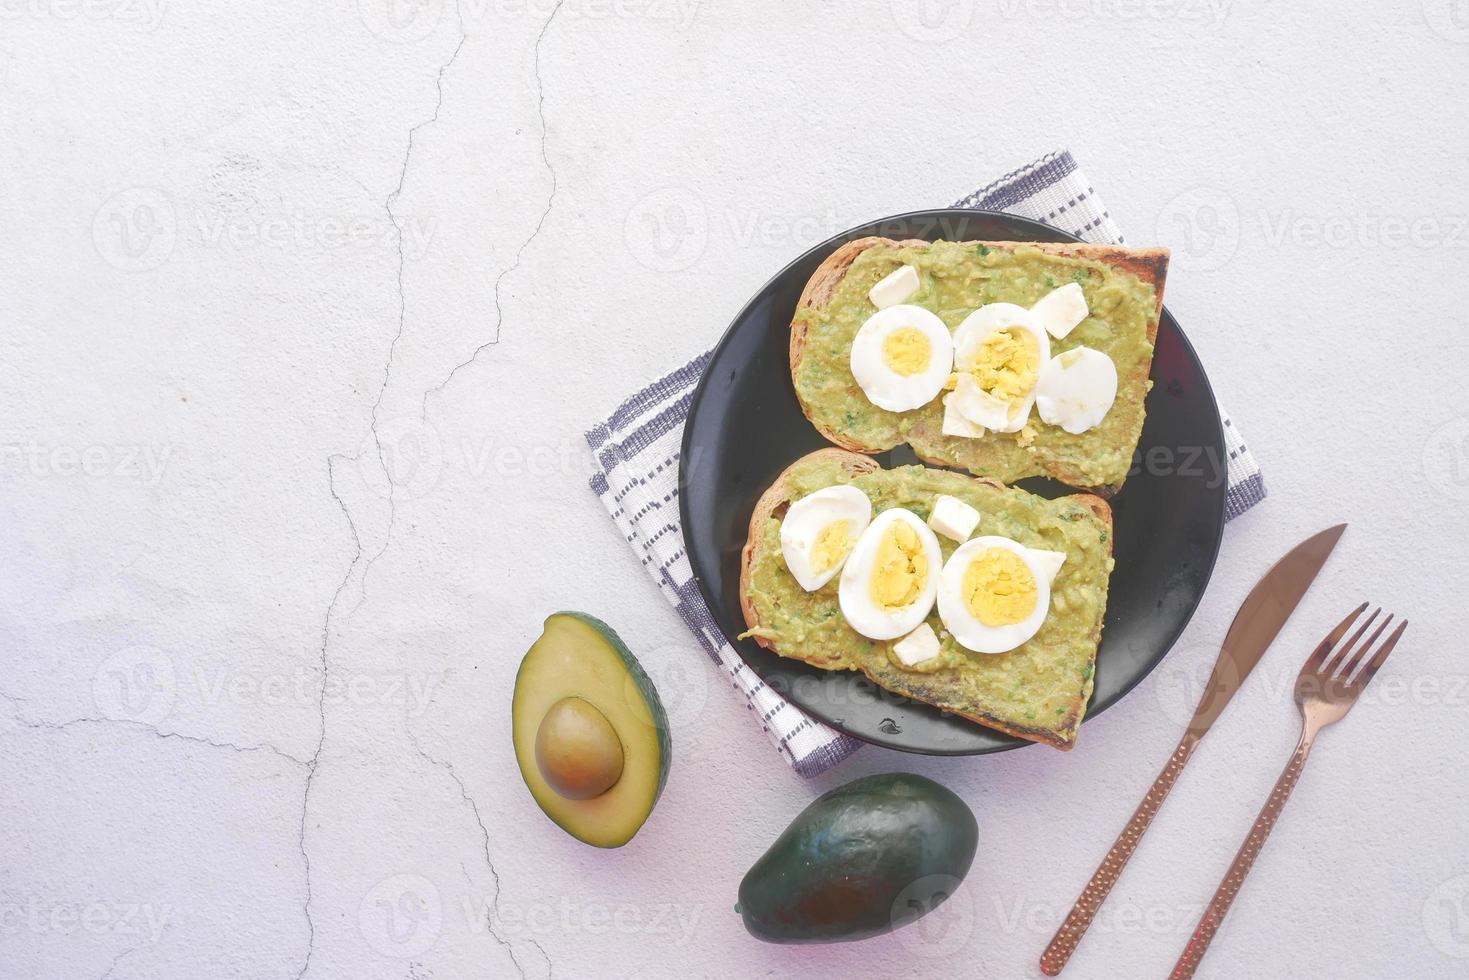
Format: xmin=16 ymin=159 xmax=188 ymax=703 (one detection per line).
xmin=2 ymin=1 xmax=1467 ymax=978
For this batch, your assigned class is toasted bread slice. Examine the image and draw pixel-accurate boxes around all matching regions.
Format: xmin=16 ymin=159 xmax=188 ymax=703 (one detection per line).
xmin=740 ymin=449 xmax=1112 ymax=750
xmin=790 ymin=238 xmax=1169 ymax=494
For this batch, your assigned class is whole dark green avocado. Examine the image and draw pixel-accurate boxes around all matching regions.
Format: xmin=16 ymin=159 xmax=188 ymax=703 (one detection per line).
xmin=737 ymin=772 xmax=978 ymax=944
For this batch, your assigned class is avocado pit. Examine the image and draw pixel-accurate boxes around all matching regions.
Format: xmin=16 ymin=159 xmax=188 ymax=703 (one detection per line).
xmin=535 ymin=696 xmax=625 ymax=800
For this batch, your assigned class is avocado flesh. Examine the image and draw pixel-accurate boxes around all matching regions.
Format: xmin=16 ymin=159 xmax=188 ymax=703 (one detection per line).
xmin=512 ymin=612 xmax=670 ymax=848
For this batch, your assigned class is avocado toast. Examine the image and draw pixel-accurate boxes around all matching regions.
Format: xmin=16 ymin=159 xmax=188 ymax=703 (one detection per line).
xmin=740 ymin=449 xmax=1113 ymax=750
xmin=790 ymin=238 xmax=1168 ymax=493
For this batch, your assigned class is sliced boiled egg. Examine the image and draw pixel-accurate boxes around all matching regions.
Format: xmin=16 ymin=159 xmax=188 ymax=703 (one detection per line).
xmin=892 ymin=623 xmax=940 ymax=667
xmin=779 ymin=485 xmax=873 ymax=592
xmin=941 ymin=391 xmax=985 ymax=439
xmin=937 ymin=536 xmax=1052 ymax=654
xmin=839 ymin=508 xmax=942 ymax=641
xmin=949 ymin=304 xmax=1050 ymax=433
xmin=849 ymin=305 xmax=954 ymax=412
xmin=1031 ymin=282 xmax=1089 ymax=339
xmin=1028 ymin=548 xmax=1067 ymax=584
xmin=927 ymin=494 xmax=980 ymax=543
xmin=869 ymin=265 xmax=921 ymax=309
xmin=1035 ymin=347 xmax=1118 ymax=434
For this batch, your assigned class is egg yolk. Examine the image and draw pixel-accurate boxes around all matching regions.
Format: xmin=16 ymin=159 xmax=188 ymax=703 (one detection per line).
xmin=965 ymin=327 xmax=1038 ymax=412
xmin=869 ymin=520 xmax=928 ymax=611
xmin=961 ymin=547 xmax=1037 ymax=627
xmin=810 ymin=520 xmax=853 ymax=574
xmin=881 ymin=327 xmax=932 ymax=377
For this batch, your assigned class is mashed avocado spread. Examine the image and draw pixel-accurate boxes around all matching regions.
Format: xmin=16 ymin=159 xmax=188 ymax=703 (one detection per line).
xmin=793 ymin=240 xmax=1157 ymax=488
xmin=745 ymin=455 xmax=1112 ymax=737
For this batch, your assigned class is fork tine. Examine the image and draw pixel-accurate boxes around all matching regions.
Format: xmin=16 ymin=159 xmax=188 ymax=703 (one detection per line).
xmin=1351 ymin=620 xmax=1408 ymax=691
xmin=1306 ymin=602 xmax=1368 ymax=673
xmin=1322 ymin=607 xmax=1380 ymax=676
xmin=1337 ymin=613 xmax=1393 ymax=679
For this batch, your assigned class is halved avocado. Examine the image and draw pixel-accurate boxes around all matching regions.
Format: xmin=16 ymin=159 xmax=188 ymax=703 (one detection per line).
xmin=512 ymin=612 xmax=670 ymax=848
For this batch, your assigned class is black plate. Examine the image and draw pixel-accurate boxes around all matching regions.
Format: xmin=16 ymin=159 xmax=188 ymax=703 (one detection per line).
xmin=679 ymin=209 xmax=1226 ymax=755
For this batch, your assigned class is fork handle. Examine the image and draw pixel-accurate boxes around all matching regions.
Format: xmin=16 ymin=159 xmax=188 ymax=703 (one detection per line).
xmin=1169 ymin=732 xmax=1316 ymax=980
xmin=1039 ymin=732 xmax=1200 ymax=975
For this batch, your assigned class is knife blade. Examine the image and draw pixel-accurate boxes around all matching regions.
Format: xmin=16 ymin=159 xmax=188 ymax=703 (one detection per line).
xmin=1039 ymin=522 xmax=1347 ymax=976
xmin=1186 ymin=522 xmax=1347 ymax=737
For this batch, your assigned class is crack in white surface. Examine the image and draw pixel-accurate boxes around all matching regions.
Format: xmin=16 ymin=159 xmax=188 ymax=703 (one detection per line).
xmin=98 ymin=944 xmax=139 ymax=980
xmin=359 ymin=30 xmax=469 ymax=603
xmin=298 ymin=34 xmax=475 ymax=977
xmin=419 ymin=0 xmax=565 ymax=420
xmin=0 ymin=689 xmax=309 ymax=767
xmin=292 ymin=13 xmax=564 ymax=976
xmin=295 ymin=454 xmax=364 ymax=980
xmin=408 ymin=731 xmax=552 ymax=980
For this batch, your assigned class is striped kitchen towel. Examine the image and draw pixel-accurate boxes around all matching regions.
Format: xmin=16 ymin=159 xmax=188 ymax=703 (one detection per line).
xmin=587 ymin=149 xmax=1266 ymax=777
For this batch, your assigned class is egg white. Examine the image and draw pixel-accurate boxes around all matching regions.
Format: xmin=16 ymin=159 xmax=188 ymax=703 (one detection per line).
xmin=1030 ymin=282 xmax=1089 ymax=339
xmin=950 ymin=304 xmax=1051 ymax=433
xmin=1028 ymin=547 xmax=1067 ymax=584
xmin=779 ymin=485 xmax=873 ymax=592
xmin=937 ymin=536 xmax=1052 ymax=654
xmin=838 ymin=508 xmax=942 ymax=641
xmin=941 ymin=390 xmax=985 ymax=439
xmin=1035 ymin=346 xmax=1118 ymax=434
xmin=948 ymin=374 xmax=1022 ymax=433
xmin=849 ymin=305 xmax=954 ymax=412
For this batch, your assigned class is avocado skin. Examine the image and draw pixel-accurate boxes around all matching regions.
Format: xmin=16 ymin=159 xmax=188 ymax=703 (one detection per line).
xmin=738 ymin=772 xmax=977 ymax=944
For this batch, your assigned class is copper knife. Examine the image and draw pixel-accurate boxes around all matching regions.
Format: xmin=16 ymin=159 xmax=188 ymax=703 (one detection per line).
xmin=1038 ymin=523 xmax=1348 ymax=976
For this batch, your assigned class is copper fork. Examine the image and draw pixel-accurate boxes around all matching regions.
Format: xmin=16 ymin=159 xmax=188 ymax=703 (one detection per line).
xmin=1169 ymin=603 xmax=1408 ymax=979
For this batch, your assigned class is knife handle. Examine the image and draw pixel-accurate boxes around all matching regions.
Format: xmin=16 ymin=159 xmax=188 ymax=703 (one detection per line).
xmin=1039 ymin=732 xmax=1201 ymax=976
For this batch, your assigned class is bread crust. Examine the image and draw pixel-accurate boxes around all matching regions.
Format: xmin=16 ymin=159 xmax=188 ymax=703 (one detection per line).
xmin=789 ymin=238 xmax=1169 ymax=491
xmin=739 ymin=448 xmax=1112 ymax=750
